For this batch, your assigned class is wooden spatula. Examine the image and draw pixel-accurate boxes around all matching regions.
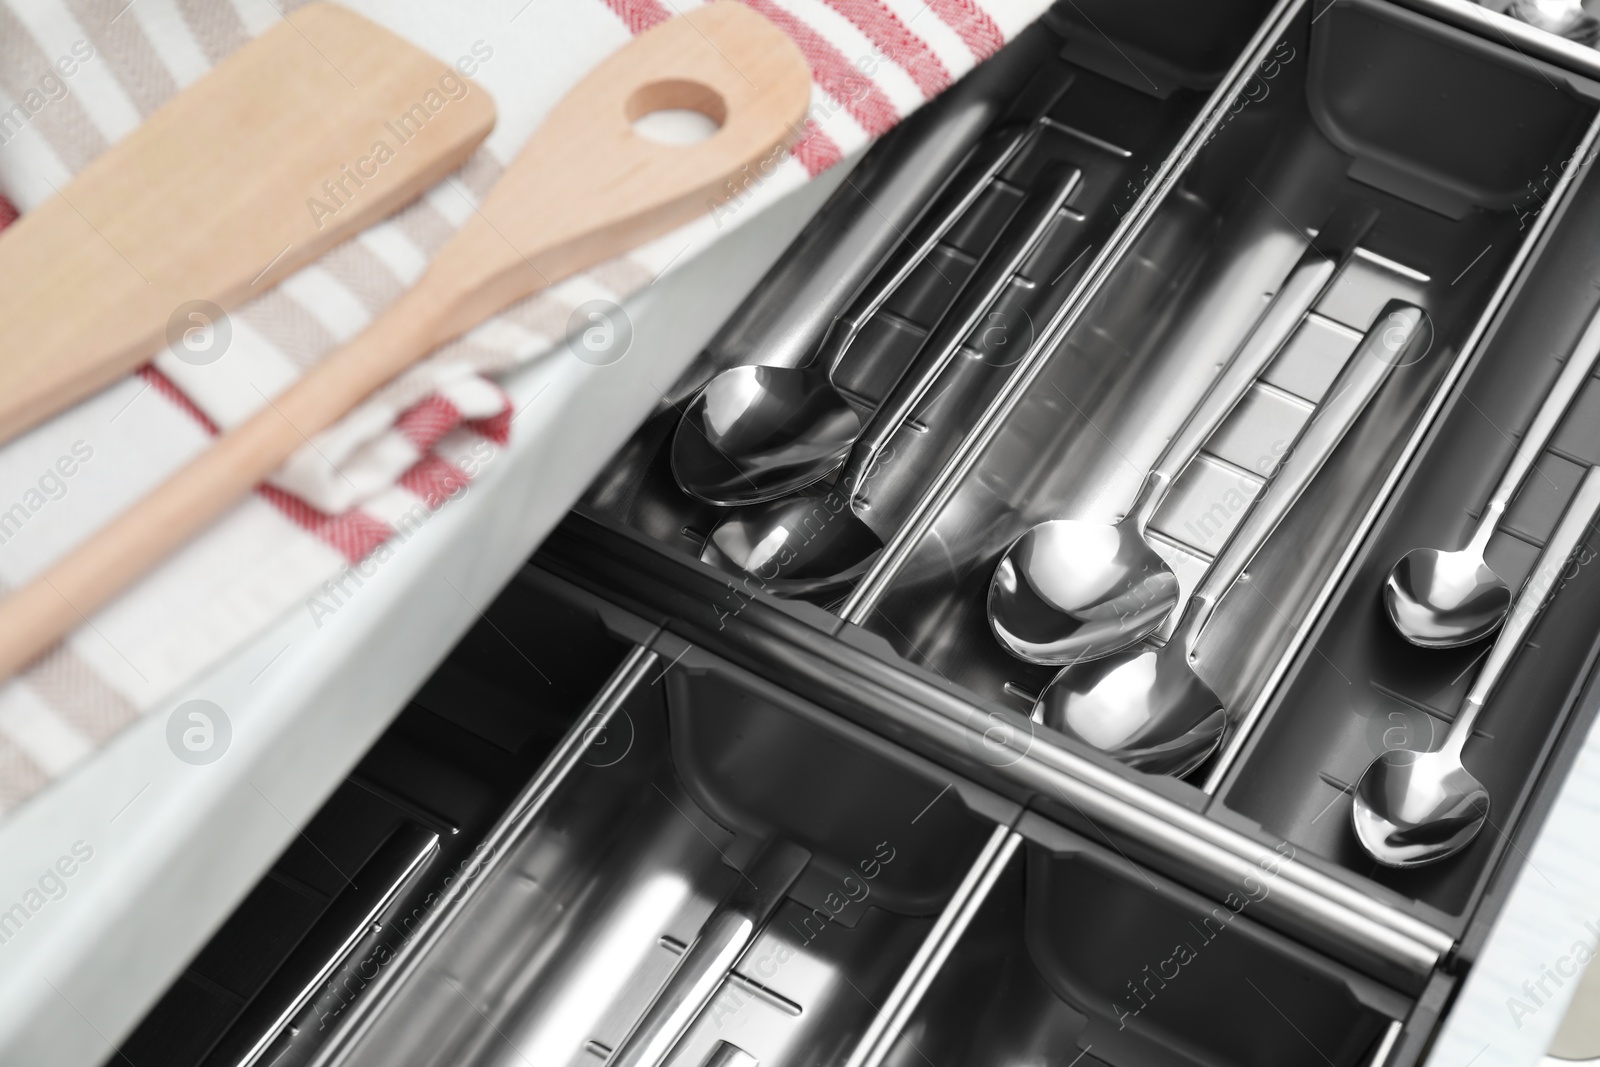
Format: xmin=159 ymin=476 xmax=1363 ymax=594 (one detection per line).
xmin=0 ymin=1 xmax=812 ymax=682
xmin=0 ymin=2 xmax=496 ymax=444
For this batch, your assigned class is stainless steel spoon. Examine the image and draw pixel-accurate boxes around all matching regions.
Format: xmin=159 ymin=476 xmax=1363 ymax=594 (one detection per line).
xmin=1036 ymin=303 xmax=1432 ymax=776
xmin=700 ymin=162 xmax=1084 ymax=597
xmin=1354 ymin=465 xmax=1600 ymax=868
xmin=671 ymin=126 xmax=1029 ymax=507
xmin=989 ymin=205 xmax=1377 ymax=665
xmin=1385 ymin=303 xmax=1600 ymax=647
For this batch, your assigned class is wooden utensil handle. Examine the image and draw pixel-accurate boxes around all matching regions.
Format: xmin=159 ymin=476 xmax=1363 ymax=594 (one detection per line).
xmin=0 ymin=2 xmax=811 ymax=684
xmin=0 ymin=2 xmax=496 ymax=447
xmin=0 ymin=292 xmax=447 ymax=680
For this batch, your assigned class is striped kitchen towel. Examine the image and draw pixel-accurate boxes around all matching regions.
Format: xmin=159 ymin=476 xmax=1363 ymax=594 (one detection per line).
xmin=0 ymin=0 xmax=1052 ymax=817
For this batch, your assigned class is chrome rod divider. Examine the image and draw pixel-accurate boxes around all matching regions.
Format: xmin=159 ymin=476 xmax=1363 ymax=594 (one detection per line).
xmin=840 ymin=825 xmax=1022 ymax=1067
xmin=1368 ymin=1018 xmax=1404 ymax=1067
xmin=308 ymin=644 xmax=663 ymax=1067
xmin=608 ymin=839 xmax=812 ymax=1067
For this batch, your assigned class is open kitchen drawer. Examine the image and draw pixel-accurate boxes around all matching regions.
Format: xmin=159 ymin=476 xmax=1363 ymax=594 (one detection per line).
xmin=115 ymin=0 xmax=1600 ymax=1065
xmin=124 ymin=565 xmax=1427 ymax=1067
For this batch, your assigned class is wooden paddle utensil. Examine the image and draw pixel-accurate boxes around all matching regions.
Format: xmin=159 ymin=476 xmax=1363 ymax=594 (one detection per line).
xmin=0 ymin=2 xmax=496 ymax=444
xmin=0 ymin=1 xmax=812 ymax=682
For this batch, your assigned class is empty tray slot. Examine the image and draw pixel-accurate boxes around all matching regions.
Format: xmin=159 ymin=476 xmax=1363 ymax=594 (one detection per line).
xmin=873 ymin=825 xmax=1410 ymax=1067
xmin=323 ymin=624 xmax=1005 ymax=1067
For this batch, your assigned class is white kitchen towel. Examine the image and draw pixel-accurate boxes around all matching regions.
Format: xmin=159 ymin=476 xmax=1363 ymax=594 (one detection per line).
xmin=0 ymin=0 xmax=1052 ymax=817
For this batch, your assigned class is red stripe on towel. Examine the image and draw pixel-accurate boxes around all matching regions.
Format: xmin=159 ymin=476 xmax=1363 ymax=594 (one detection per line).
xmin=257 ymin=486 xmax=394 ymax=563
xmin=737 ymin=0 xmax=901 ymax=137
xmin=399 ymin=454 xmax=473 ymax=509
xmin=821 ymin=0 xmax=950 ymax=98
xmin=927 ymin=0 xmax=1004 ymax=59
xmin=600 ymin=0 xmax=672 ymax=33
xmin=395 ymin=394 xmax=461 ymax=454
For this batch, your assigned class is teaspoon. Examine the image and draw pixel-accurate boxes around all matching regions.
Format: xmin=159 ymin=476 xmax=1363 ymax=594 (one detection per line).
xmin=701 ymin=162 xmax=1084 ymax=597
xmin=671 ymin=125 xmax=1028 ymax=506
xmin=1385 ymin=303 xmax=1600 ymax=647
xmin=990 ymin=205 xmax=1378 ymax=665
xmin=1354 ymin=465 xmax=1600 ymax=867
xmin=1037 ymin=303 xmax=1432 ymax=775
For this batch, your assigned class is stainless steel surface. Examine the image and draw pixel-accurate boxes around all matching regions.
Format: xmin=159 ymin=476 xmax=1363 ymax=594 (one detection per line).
xmin=698 ymin=161 xmax=1083 ymax=596
xmin=837 ymin=827 xmax=1020 ymax=1067
xmin=609 ymin=840 xmax=810 ymax=1067
xmin=1385 ymin=302 xmax=1600 ymax=647
xmin=840 ymin=0 xmax=1313 ymax=623
xmin=699 ymin=1043 xmax=759 ymax=1067
xmin=989 ymin=205 xmax=1377 ymax=666
xmin=1002 ymin=728 xmax=1453 ymax=983
xmin=222 ymin=824 xmax=440 ymax=1067
xmin=865 ymin=825 xmax=1412 ymax=1067
xmin=1368 ymin=1020 xmax=1404 ymax=1067
xmin=1034 ymin=303 xmax=1430 ymax=775
xmin=841 ymin=13 xmax=1596 ymax=905
xmin=1202 ymin=104 xmax=1600 ymax=792
xmin=672 ymin=128 xmax=1029 ymax=507
xmin=669 ymin=59 xmax=1028 ymax=397
xmin=308 ymin=645 xmax=662 ymax=1067
xmin=313 ymin=635 xmax=1001 ymax=1067
xmin=547 ymin=506 xmax=1459 ymax=987
xmin=1353 ymin=466 xmax=1600 ymax=867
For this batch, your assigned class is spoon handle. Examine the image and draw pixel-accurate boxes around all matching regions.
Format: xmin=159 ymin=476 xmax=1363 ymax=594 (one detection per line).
xmin=816 ymin=124 xmax=1030 ymax=379
xmin=843 ymin=159 xmax=1083 ymax=493
xmin=1474 ymin=301 xmax=1600 ymax=537
xmin=1134 ymin=204 xmax=1377 ymax=528
xmin=1178 ymin=301 xmax=1431 ymax=642
xmin=1452 ymin=465 xmax=1600 ymax=746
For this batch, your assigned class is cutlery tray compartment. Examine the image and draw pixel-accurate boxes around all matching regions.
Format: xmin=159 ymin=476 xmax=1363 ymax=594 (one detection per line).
xmin=1209 ymin=99 xmax=1600 ymax=923
xmin=880 ymin=823 xmax=1412 ymax=1067
xmin=584 ymin=0 xmax=1276 ymax=596
xmin=129 ymin=535 xmax=1473 ymax=1067
xmin=857 ymin=0 xmax=1597 ymax=734
xmin=272 ymin=563 xmax=1441 ymax=1067
xmin=320 ymin=573 xmax=1014 ymax=1067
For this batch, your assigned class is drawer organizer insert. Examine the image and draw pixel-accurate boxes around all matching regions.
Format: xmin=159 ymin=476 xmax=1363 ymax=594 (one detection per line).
xmin=581 ymin=0 xmax=1600 ymax=980
xmin=300 ymin=570 xmax=1415 ymax=1067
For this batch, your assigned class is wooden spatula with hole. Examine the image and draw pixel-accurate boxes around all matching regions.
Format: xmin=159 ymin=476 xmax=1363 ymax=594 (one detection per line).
xmin=0 ymin=2 xmax=497 ymax=444
xmin=0 ymin=1 xmax=811 ymax=681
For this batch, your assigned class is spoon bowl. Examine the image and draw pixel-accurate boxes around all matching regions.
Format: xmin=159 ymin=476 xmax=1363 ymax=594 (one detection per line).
xmin=699 ymin=161 xmax=1085 ymax=596
xmin=700 ymin=486 xmax=883 ymax=598
xmin=989 ymin=517 xmax=1178 ymax=664
xmin=1350 ymin=748 xmax=1489 ymax=868
xmin=1383 ymin=297 xmax=1600 ymax=646
xmin=1031 ymin=302 xmax=1429 ymax=778
xmin=990 ymin=205 xmax=1380 ymax=667
xmin=1035 ymin=633 xmax=1227 ymax=776
xmin=672 ymin=364 xmax=862 ymax=507
xmin=675 ymin=126 xmax=1031 ymax=508
xmin=1383 ymin=546 xmax=1511 ymax=648
xmin=1352 ymin=466 xmax=1600 ymax=867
